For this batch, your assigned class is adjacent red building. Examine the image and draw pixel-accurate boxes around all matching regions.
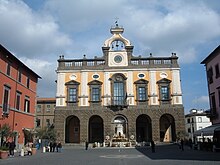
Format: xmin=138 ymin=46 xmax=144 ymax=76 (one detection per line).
xmin=0 ymin=44 xmax=41 ymax=148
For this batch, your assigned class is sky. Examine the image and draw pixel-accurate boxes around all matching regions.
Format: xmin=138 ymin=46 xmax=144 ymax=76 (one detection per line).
xmin=1 ymin=0 xmax=220 ymax=114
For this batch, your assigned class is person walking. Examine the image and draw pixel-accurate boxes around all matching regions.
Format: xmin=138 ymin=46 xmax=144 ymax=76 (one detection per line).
xmin=9 ymin=141 xmax=16 ymax=157
xmin=181 ymin=139 xmax=184 ymax=151
xmin=52 ymin=141 xmax=57 ymax=152
xmin=85 ymin=141 xmax=89 ymax=150
xmin=151 ymin=140 xmax=155 ymax=153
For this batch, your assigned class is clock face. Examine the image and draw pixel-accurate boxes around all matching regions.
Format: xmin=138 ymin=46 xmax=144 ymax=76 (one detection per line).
xmin=114 ymin=55 xmax=122 ymax=63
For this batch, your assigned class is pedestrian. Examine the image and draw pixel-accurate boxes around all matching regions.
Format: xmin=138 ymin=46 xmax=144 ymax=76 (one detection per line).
xmin=85 ymin=141 xmax=89 ymax=150
xmin=189 ymin=138 xmax=192 ymax=149
xmin=52 ymin=141 xmax=57 ymax=152
xmin=57 ymin=141 xmax=62 ymax=152
xmin=151 ymin=140 xmax=155 ymax=153
xmin=181 ymin=139 xmax=184 ymax=151
xmin=49 ymin=141 xmax=53 ymax=152
xmin=9 ymin=141 xmax=16 ymax=157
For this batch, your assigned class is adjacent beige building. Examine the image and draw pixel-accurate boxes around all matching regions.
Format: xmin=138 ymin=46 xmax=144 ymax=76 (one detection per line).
xmin=36 ymin=98 xmax=56 ymax=129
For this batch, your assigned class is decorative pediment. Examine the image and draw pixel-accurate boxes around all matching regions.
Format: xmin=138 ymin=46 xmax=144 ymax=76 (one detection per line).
xmin=88 ymin=80 xmax=103 ymax=85
xmin=134 ymin=79 xmax=149 ymax=84
xmin=110 ymin=73 xmax=127 ymax=81
xmin=65 ymin=80 xmax=80 ymax=86
xmin=156 ymin=78 xmax=171 ymax=84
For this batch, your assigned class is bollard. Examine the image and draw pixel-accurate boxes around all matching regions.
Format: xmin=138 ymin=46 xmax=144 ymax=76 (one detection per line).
xmin=43 ymin=146 xmax=46 ymax=153
xmin=20 ymin=149 xmax=24 ymax=156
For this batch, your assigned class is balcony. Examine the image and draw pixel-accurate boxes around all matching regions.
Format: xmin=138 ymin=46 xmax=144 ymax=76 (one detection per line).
xmin=107 ymin=100 xmax=128 ymax=111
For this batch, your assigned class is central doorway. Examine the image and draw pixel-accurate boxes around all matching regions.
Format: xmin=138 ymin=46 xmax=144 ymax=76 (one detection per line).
xmin=89 ymin=115 xmax=104 ymax=143
xmin=136 ymin=114 xmax=152 ymax=142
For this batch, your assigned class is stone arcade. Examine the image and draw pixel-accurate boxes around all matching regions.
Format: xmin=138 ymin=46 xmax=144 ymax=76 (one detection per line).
xmin=54 ymin=24 xmax=185 ymax=146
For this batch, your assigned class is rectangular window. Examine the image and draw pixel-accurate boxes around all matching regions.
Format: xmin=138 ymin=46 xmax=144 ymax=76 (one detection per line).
xmin=215 ymin=64 xmax=220 ymax=78
xmin=138 ymin=87 xmax=146 ymax=101
xmin=27 ymin=77 xmax=30 ymax=88
xmin=207 ymin=67 xmax=213 ymax=84
xmin=46 ymin=119 xmax=50 ymax=127
xmin=69 ymin=88 xmax=77 ymax=102
xmin=6 ymin=63 xmax=11 ymax=76
xmin=211 ymin=94 xmax=216 ymax=114
xmin=16 ymin=92 xmax=21 ymax=110
xmin=198 ymin=117 xmax=202 ymax=123
xmin=161 ymin=86 xmax=169 ymax=100
xmin=46 ymin=105 xmax=50 ymax=112
xmin=36 ymin=118 xmax=40 ymax=127
xmin=24 ymin=96 xmax=30 ymax=113
xmin=18 ymin=70 xmax=22 ymax=83
xmin=37 ymin=105 xmax=41 ymax=112
xmin=187 ymin=118 xmax=190 ymax=123
xmin=188 ymin=128 xmax=191 ymax=133
xmin=3 ymin=86 xmax=10 ymax=114
xmin=218 ymin=88 xmax=220 ymax=107
xmin=91 ymin=87 xmax=100 ymax=101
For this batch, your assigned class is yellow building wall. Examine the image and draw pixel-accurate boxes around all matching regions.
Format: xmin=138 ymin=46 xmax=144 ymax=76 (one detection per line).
xmin=62 ymin=69 xmax=174 ymax=106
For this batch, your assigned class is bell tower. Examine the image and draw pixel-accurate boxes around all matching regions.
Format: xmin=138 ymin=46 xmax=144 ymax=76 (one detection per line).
xmin=102 ymin=23 xmax=134 ymax=67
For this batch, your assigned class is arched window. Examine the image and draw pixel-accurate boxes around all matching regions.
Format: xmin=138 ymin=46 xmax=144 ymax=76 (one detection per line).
xmin=111 ymin=40 xmax=125 ymax=51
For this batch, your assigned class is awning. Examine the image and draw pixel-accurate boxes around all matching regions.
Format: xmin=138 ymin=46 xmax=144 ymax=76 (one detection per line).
xmin=194 ymin=124 xmax=220 ymax=136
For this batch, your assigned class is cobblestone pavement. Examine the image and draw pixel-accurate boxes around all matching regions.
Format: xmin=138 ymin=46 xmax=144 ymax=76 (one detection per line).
xmin=0 ymin=144 xmax=220 ymax=165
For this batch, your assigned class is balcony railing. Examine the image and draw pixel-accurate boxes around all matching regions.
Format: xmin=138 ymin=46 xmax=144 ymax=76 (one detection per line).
xmin=57 ymin=54 xmax=179 ymax=70
xmin=107 ymin=99 xmax=128 ymax=111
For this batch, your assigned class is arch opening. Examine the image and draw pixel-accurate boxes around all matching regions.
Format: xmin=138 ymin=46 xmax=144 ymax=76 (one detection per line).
xmin=136 ymin=114 xmax=152 ymax=142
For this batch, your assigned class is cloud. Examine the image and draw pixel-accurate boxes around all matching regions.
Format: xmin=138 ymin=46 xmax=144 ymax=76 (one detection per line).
xmin=123 ymin=1 xmax=220 ymax=63
xmin=44 ymin=0 xmax=127 ymax=33
xmin=19 ymin=57 xmax=57 ymax=97
xmin=0 ymin=0 xmax=73 ymax=58
xmin=193 ymin=96 xmax=209 ymax=104
xmin=42 ymin=0 xmax=220 ymax=64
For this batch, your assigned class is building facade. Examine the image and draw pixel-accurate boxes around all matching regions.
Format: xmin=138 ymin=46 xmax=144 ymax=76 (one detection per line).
xmin=0 ymin=44 xmax=41 ymax=147
xmin=54 ymin=25 xmax=185 ymax=145
xmin=201 ymin=45 xmax=220 ymax=148
xmin=36 ymin=98 xmax=56 ymax=129
xmin=185 ymin=109 xmax=212 ymax=142
xmin=201 ymin=45 xmax=220 ymax=124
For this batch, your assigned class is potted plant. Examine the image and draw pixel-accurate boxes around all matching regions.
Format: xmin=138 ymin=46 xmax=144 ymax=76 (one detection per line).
xmin=0 ymin=146 xmax=9 ymax=159
xmin=0 ymin=124 xmax=13 ymax=159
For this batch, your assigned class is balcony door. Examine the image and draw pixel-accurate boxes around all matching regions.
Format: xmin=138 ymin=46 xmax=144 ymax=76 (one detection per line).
xmin=110 ymin=73 xmax=127 ymax=106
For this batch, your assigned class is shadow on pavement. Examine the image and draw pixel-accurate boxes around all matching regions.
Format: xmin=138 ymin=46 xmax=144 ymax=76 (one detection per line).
xmin=135 ymin=143 xmax=220 ymax=161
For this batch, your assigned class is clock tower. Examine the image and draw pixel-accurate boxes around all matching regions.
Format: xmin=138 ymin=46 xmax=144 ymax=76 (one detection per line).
xmin=102 ymin=23 xmax=134 ymax=67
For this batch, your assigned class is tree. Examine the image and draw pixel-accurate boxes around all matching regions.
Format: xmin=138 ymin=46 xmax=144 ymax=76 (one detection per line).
xmin=35 ymin=126 xmax=56 ymax=142
xmin=0 ymin=124 xmax=13 ymax=146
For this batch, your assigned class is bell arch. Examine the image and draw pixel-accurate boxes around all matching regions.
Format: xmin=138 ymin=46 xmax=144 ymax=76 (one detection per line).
xmin=136 ymin=114 xmax=152 ymax=142
xmin=65 ymin=115 xmax=80 ymax=143
xmin=89 ymin=115 xmax=104 ymax=143
xmin=159 ymin=114 xmax=176 ymax=142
